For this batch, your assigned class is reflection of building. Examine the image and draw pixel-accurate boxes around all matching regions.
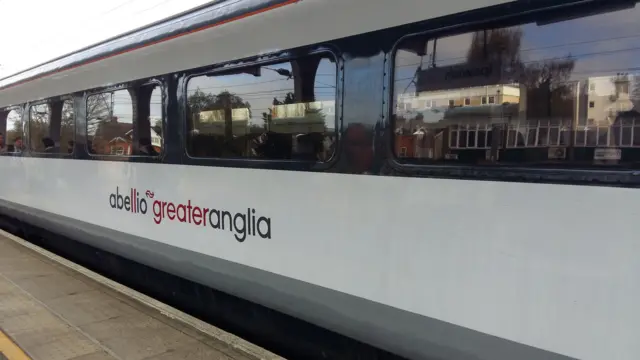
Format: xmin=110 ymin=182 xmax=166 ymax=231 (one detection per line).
xmin=198 ymin=108 xmax=250 ymax=135
xmin=93 ymin=117 xmax=162 ymax=155
xmin=396 ymin=72 xmax=640 ymax=164
xmin=398 ymin=84 xmax=520 ymax=112
xmin=270 ymin=101 xmax=333 ymax=133
xmin=396 ymin=84 xmax=521 ymax=131
xmin=574 ymin=76 xmax=638 ymax=148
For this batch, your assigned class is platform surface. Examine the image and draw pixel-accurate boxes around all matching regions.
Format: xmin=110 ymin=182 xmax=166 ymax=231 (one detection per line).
xmin=0 ymin=230 xmax=283 ymax=360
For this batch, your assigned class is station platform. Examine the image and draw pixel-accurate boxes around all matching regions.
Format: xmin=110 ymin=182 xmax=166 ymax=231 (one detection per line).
xmin=0 ymin=230 xmax=283 ymax=360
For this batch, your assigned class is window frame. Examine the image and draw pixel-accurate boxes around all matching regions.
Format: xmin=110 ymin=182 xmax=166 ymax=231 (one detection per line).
xmin=27 ymin=96 xmax=76 ymax=157
xmin=182 ymin=46 xmax=342 ymax=169
xmin=386 ymin=1 xmax=640 ymax=185
xmin=84 ymin=79 xmax=165 ymax=160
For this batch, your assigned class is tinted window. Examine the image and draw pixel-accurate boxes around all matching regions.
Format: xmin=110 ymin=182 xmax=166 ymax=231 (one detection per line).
xmin=393 ymin=4 xmax=640 ymax=168
xmin=4 ymin=108 xmax=24 ymax=154
xmin=29 ymin=100 xmax=74 ymax=154
xmin=186 ymin=54 xmax=337 ymax=161
xmin=87 ymin=84 xmax=163 ymax=157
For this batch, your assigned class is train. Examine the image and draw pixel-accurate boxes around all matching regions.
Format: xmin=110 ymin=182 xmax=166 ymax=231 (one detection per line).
xmin=1 ymin=0 xmax=639 ymax=359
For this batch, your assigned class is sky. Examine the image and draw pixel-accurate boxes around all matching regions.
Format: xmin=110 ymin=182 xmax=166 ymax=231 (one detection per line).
xmin=0 ymin=0 xmax=212 ymax=77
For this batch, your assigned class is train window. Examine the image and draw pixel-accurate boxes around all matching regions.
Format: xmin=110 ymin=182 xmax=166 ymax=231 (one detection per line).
xmin=393 ymin=3 xmax=640 ymax=168
xmin=1 ymin=108 xmax=25 ymax=154
xmin=87 ymin=84 xmax=163 ymax=157
xmin=186 ymin=53 xmax=337 ymax=161
xmin=28 ymin=100 xmax=75 ymax=154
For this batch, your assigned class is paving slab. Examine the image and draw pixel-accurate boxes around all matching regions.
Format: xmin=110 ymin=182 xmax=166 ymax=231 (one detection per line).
xmin=0 ymin=230 xmax=283 ymax=360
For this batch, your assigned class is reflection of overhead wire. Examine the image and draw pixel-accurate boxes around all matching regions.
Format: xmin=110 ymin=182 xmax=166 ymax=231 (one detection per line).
xmin=314 ymin=80 xmax=336 ymax=88
xmin=397 ymin=45 xmax=640 ymax=74
xmin=186 ymin=74 xmax=337 ymax=93
xmin=395 ymin=65 xmax=640 ymax=87
xmin=396 ymin=32 xmax=640 ymax=69
xmin=188 ymin=78 xmax=287 ymax=91
xmin=186 ymin=87 xmax=334 ymax=96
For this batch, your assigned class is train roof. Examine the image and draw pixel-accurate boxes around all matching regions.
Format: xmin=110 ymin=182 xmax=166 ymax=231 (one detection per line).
xmin=0 ymin=0 xmax=514 ymax=107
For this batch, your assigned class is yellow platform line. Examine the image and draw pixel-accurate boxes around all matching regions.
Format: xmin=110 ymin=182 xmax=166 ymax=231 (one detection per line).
xmin=0 ymin=329 xmax=30 ymax=360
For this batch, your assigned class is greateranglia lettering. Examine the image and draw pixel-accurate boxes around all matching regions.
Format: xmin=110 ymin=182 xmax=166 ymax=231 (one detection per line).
xmin=108 ymin=187 xmax=271 ymax=242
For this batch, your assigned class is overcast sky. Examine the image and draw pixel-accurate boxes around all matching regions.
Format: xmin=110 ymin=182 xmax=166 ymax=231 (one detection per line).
xmin=0 ymin=0 xmax=211 ymax=77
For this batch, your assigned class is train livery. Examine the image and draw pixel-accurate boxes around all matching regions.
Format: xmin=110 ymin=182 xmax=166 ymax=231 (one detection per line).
xmin=1 ymin=0 xmax=639 ymax=359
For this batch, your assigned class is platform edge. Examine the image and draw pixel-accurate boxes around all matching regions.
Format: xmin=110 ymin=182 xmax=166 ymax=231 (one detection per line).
xmin=0 ymin=229 xmax=285 ymax=360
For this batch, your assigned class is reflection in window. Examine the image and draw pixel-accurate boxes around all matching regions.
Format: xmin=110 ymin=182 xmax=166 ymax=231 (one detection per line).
xmin=28 ymin=100 xmax=74 ymax=154
xmin=3 ymin=108 xmax=23 ymax=154
xmin=87 ymin=84 xmax=162 ymax=157
xmin=186 ymin=54 xmax=337 ymax=161
xmin=393 ymin=3 xmax=640 ymax=167
xmin=30 ymin=104 xmax=50 ymax=153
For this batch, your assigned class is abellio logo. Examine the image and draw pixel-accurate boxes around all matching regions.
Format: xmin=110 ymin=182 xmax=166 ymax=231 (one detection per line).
xmin=109 ymin=187 xmax=148 ymax=214
xmin=108 ymin=187 xmax=271 ymax=242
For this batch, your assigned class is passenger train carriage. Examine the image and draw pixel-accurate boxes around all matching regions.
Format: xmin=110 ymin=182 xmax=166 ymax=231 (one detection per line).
xmin=0 ymin=0 xmax=639 ymax=359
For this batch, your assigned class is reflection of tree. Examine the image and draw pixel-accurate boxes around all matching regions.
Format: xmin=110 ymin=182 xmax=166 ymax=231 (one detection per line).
xmin=467 ymin=28 xmax=523 ymax=66
xmin=467 ymin=28 xmax=576 ymax=119
xmin=6 ymin=108 xmax=23 ymax=142
xmin=29 ymin=106 xmax=51 ymax=150
xmin=5 ymin=101 xmax=75 ymax=151
xmin=261 ymin=92 xmax=296 ymax=129
xmin=13 ymin=102 xmax=75 ymax=151
xmin=152 ymin=119 xmax=162 ymax=136
xmin=87 ymin=93 xmax=113 ymax=135
xmin=188 ymin=88 xmax=251 ymax=113
xmin=266 ymin=91 xmax=328 ymax=132
xmin=188 ymin=88 xmax=252 ymax=140
xmin=273 ymin=92 xmax=296 ymax=105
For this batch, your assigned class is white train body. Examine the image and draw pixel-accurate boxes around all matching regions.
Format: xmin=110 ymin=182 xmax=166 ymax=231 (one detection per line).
xmin=0 ymin=0 xmax=638 ymax=359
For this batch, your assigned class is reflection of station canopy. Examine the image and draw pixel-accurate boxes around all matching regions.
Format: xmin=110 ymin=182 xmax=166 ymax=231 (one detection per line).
xmin=270 ymin=101 xmax=333 ymax=133
xmin=199 ymin=108 xmax=250 ymax=135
